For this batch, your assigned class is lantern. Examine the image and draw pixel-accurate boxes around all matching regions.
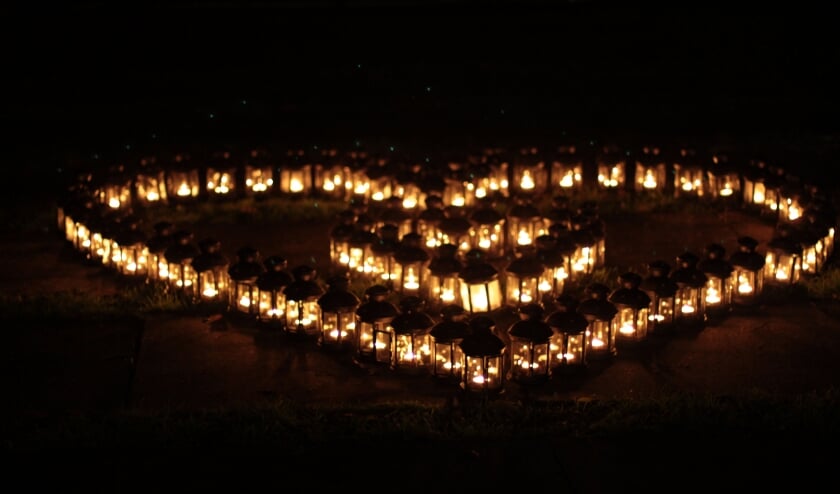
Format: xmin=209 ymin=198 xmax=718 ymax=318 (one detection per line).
xmin=370 ymin=224 xmax=400 ymax=284
xmin=459 ymin=315 xmax=506 ymax=395
xmin=672 ymin=147 xmax=705 ymax=198
xmin=347 ymin=221 xmax=379 ymax=277
xmin=391 ymin=296 xmax=435 ymax=373
xmin=244 ymin=149 xmax=274 ymax=197
xmin=778 ymin=185 xmax=808 ymax=224
xmin=608 ymin=272 xmax=652 ymax=345
xmin=504 ymin=253 xmax=544 ymax=307
xmin=429 ymin=304 xmax=471 ymax=382
xmin=798 ymin=212 xmax=831 ymax=275
xmin=764 ymin=226 xmax=802 ymax=286
xmin=568 ymin=215 xmax=598 ymax=281
xmin=392 ymin=233 xmax=430 ymax=297
xmin=163 ymin=230 xmax=201 ymax=295
xmin=165 ymin=153 xmax=200 ymax=203
xmin=670 ymin=252 xmax=708 ymax=328
xmin=595 ymin=145 xmax=626 ymax=190
xmin=634 ymin=146 xmax=666 ymax=192
xmin=427 ymin=244 xmax=464 ymax=309
xmin=535 ymin=234 xmax=571 ymax=299
xmin=416 ymin=194 xmax=446 ymax=249
xmin=510 ymin=147 xmax=548 ymax=197
xmin=549 ymin=144 xmax=583 ymax=192
xmin=728 ymin=236 xmax=765 ymax=307
xmin=697 ymin=243 xmax=735 ymax=322
xmin=284 ymin=265 xmax=325 ymax=338
xmin=578 ymin=283 xmax=618 ymax=360
xmin=392 ymin=162 xmax=426 ymax=212
xmin=278 ymin=149 xmax=313 ymax=196
xmin=355 ymin=284 xmax=400 ymax=365
xmin=377 ymin=196 xmax=414 ymax=240
xmin=546 ymin=295 xmax=589 ymax=372
xmin=506 ymin=196 xmax=548 ymax=254
xmin=442 ymin=166 xmax=472 ymax=209
xmin=96 ymin=165 xmax=133 ymax=210
xmin=317 ymin=273 xmax=361 ymax=351
xmin=145 ymin=221 xmax=176 ymax=283
xmin=741 ymin=164 xmax=782 ymax=219
xmin=706 ymin=153 xmax=741 ymax=201
xmin=206 ymin=150 xmax=237 ymax=199
xmin=438 ymin=207 xmax=473 ymax=254
xmin=468 ymin=198 xmax=506 ymax=259
xmin=546 ymin=194 xmax=573 ymax=231
xmin=191 ymin=238 xmax=230 ymax=303
xmin=314 ymin=149 xmax=352 ymax=200
xmin=578 ymin=202 xmax=607 ymax=269
xmin=255 ymin=256 xmax=294 ymax=327
xmin=459 ymin=249 xmax=503 ymax=314
xmin=135 ymin=158 xmax=168 ymax=205
xmin=363 ymin=158 xmax=397 ymax=204
xmin=228 ymin=246 xmax=266 ymax=318
xmin=507 ymin=303 xmax=553 ymax=383
xmin=113 ymin=218 xmax=148 ymax=277
xmin=329 ymin=209 xmax=357 ymax=269
xmin=467 ymin=158 xmax=509 ymax=202
xmin=639 ymin=260 xmax=679 ymax=334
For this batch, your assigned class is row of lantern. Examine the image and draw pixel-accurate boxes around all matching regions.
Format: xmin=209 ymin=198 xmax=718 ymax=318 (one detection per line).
xmin=78 ymin=144 xmax=823 ymax=227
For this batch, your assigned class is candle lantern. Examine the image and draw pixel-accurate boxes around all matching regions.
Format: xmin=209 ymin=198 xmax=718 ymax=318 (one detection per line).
xmin=764 ymin=225 xmax=802 ymax=285
xmin=706 ymin=153 xmax=741 ymax=201
xmin=86 ymin=213 xmax=115 ymax=265
xmin=370 ymin=224 xmax=400 ymax=284
xmin=468 ymin=198 xmax=506 ymax=258
xmin=283 ymin=265 xmax=325 ymax=338
xmin=416 ymin=194 xmax=446 ymax=249
xmin=429 ymin=304 xmax=471 ymax=382
xmin=329 ymin=209 xmax=357 ymax=269
xmin=459 ymin=315 xmax=507 ymax=395
xmin=546 ymin=194 xmax=573 ymax=231
xmin=145 ymin=221 xmax=176 ymax=283
xmin=393 ymin=162 xmax=427 ymax=211
xmin=578 ymin=201 xmax=607 ymax=268
xmin=97 ymin=165 xmax=133 ymax=210
xmin=427 ymin=244 xmax=464 ymax=309
xmin=697 ymin=243 xmax=735 ymax=322
xmin=797 ymin=213 xmax=830 ymax=274
xmin=596 ymin=145 xmax=626 ymax=190
xmin=578 ymin=283 xmax=618 ymax=360
xmin=807 ymin=197 xmax=836 ymax=259
xmin=504 ymin=253 xmax=544 ymax=307
xmin=191 ymin=237 xmax=230 ymax=303
xmin=442 ymin=166 xmax=472 ymax=209
xmin=355 ymin=284 xmax=400 ymax=365
xmin=511 ymin=147 xmax=548 ymax=197
xmin=364 ymin=159 xmax=397 ymax=204
xmin=206 ymin=150 xmax=237 ymax=199
xmin=391 ymin=296 xmax=435 ymax=373
xmin=113 ymin=218 xmax=149 ymax=277
xmin=377 ymin=196 xmax=414 ymax=240
xmin=507 ymin=303 xmax=553 ymax=383
xmin=506 ymin=196 xmax=549 ymax=254
xmin=244 ymin=148 xmax=274 ymax=197
xmin=634 ymin=146 xmax=666 ymax=193
xmin=392 ymin=233 xmax=430 ymax=297
xmin=546 ymin=295 xmax=589 ymax=372
xmin=550 ymin=144 xmax=584 ymax=192
xmin=459 ymin=249 xmax=503 ymax=314
xmin=314 ymin=149 xmax=352 ymax=200
xmin=135 ymin=158 xmax=168 ymax=205
xmin=728 ymin=236 xmax=766 ymax=307
xmin=608 ymin=272 xmax=652 ymax=345
xmin=255 ymin=256 xmax=294 ymax=327
xmin=535 ymin=234 xmax=571 ymax=299
xmin=468 ymin=159 xmax=509 ymax=202
xmin=639 ymin=260 xmax=679 ymax=334
xmin=670 ymin=252 xmax=708 ymax=328
xmin=568 ymin=215 xmax=598 ymax=281
xmin=778 ymin=185 xmax=808 ymax=224
xmin=741 ymin=164 xmax=782 ymax=219
xmin=317 ymin=273 xmax=361 ymax=350
xmin=165 ymin=153 xmax=200 ymax=203
xmin=347 ymin=220 xmax=379 ymax=277
xmin=228 ymin=246 xmax=266 ymax=318
xmin=672 ymin=147 xmax=705 ymax=198
xmin=278 ymin=149 xmax=313 ymax=197
xmin=163 ymin=230 xmax=201 ymax=295
xmin=439 ymin=206 xmax=473 ymax=254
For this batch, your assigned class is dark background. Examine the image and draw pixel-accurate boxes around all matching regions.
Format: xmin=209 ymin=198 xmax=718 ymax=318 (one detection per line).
xmin=4 ymin=1 xmax=840 ymax=197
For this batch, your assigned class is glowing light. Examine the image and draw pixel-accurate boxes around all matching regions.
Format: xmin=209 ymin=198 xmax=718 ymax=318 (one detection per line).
xmin=108 ymin=198 xmax=120 ymax=209
xmin=519 ymin=170 xmax=535 ymax=190
xmin=176 ymin=182 xmax=191 ymax=197
xmin=642 ymin=170 xmax=657 ymax=189
xmin=290 ymin=177 xmax=304 ymax=193
xmin=705 ymin=287 xmax=721 ymax=304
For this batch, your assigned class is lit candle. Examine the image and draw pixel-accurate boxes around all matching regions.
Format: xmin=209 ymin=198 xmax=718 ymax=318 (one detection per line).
xmin=520 ymin=170 xmax=535 ymax=190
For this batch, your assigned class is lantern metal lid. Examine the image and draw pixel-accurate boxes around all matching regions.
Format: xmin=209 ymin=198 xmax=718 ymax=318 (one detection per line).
xmin=439 ymin=211 xmax=472 ymax=238
xmin=371 ymin=223 xmax=401 ymax=255
xmin=429 ymin=305 xmax=471 ymax=342
xmin=671 ymin=252 xmax=708 ymax=288
xmin=256 ymin=256 xmax=294 ymax=292
xmin=460 ymin=316 xmax=505 ymax=356
xmin=228 ymin=246 xmax=265 ymax=282
xmin=729 ymin=236 xmax=766 ymax=272
xmin=285 ymin=265 xmax=325 ymax=300
xmin=163 ymin=230 xmax=201 ymax=265
xmin=469 ymin=201 xmax=504 ymax=225
xmin=393 ymin=233 xmax=431 ymax=264
xmin=113 ymin=221 xmax=147 ymax=250
xmin=429 ymin=244 xmax=464 ymax=276
xmin=767 ymin=226 xmax=803 ymax=256
xmin=392 ymin=296 xmax=436 ymax=336
xmin=578 ymin=283 xmax=618 ymax=321
xmin=546 ymin=296 xmax=589 ymax=335
xmin=357 ymin=284 xmax=400 ymax=321
xmin=459 ymin=249 xmax=499 ymax=283
xmin=640 ymin=260 xmax=679 ymax=297
xmin=507 ymin=196 xmax=541 ymax=222
xmin=698 ymin=243 xmax=734 ymax=280
xmin=608 ymin=272 xmax=652 ymax=309
xmin=506 ymin=254 xmax=545 ymax=278
xmin=317 ymin=274 xmax=361 ymax=312
xmin=146 ymin=221 xmax=176 ymax=254
xmin=330 ymin=210 xmax=357 ymax=240
xmin=508 ymin=303 xmax=553 ymax=343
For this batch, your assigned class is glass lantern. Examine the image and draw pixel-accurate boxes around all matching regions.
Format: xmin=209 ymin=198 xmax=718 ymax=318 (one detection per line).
xmin=634 ymin=146 xmax=666 ymax=193
xmin=546 ymin=295 xmax=590 ymax=372
xmin=578 ymin=283 xmax=618 ymax=360
xmin=426 ymin=244 xmax=464 ymax=310
xmin=392 ymin=162 xmax=427 ymax=212
xmin=569 ymin=215 xmax=598 ymax=281
xmin=97 ymin=167 xmax=133 ymax=210
xmin=191 ymin=237 xmax=230 ymax=304
xmin=163 ymin=230 xmax=201 ymax=295
xmin=227 ymin=246 xmax=266 ymax=318
xmin=314 ymin=150 xmax=352 ymax=200
xmin=135 ymin=159 xmax=168 ymax=205
xmin=255 ymin=256 xmax=294 ymax=328
xmin=392 ymin=233 xmax=430 ymax=298
xmin=347 ymin=223 xmax=379 ymax=278
xmin=550 ymin=144 xmax=584 ymax=193
xmin=728 ymin=236 xmax=766 ymax=307
xmin=391 ymin=296 xmax=435 ymax=374
xmin=165 ymin=154 xmax=200 ymax=203
xmin=706 ymin=154 xmax=741 ymax=201
xmin=329 ymin=209 xmax=357 ymax=269
xmin=442 ymin=166 xmax=472 ymax=209
xmin=206 ymin=150 xmax=238 ymax=199
xmin=377 ymin=196 xmax=414 ymax=240
xmin=504 ymin=253 xmax=544 ymax=307
xmin=113 ymin=219 xmax=149 ymax=278
xmin=467 ymin=158 xmax=509 ymax=202
xmin=459 ymin=315 xmax=507 ymax=396
xmin=764 ymin=226 xmax=802 ymax=286
xmin=459 ymin=249 xmax=503 ymax=314
xmin=317 ymin=273 xmax=361 ymax=351
xmin=510 ymin=148 xmax=548 ymax=197
xmin=278 ymin=150 xmax=313 ymax=197
xmin=670 ymin=252 xmax=708 ymax=329
xmin=416 ymin=194 xmax=446 ymax=250
xmin=778 ymin=185 xmax=807 ymax=224
xmin=741 ymin=166 xmax=782 ymax=219
xmin=283 ymin=265 xmax=325 ymax=339
xmin=672 ymin=147 xmax=705 ymax=198
xmin=507 ymin=303 xmax=553 ymax=383
xmin=468 ymin=199 xmax=506 ymax=259
xmin=796 ymin=215 xmax=829 ymax=276
xmin=429 ymin=304 xmax=470 ymax=382
xmin=244 ymin=149 xmax=274 ymax=197
xmin=506 ymin=197 xmax=549 ymax=255
xmin=608 ymin=272 xmax=652 ymax=345
xmin=355 ymin=284 xmax=400 ymax=365
xmin=145 ymin=221 xmax=176 ymax=283
xmin=370 ymin=224 xmax=400 ymax=284
xmin=697 ymin=243 xmax=735 ymax=322
xmin=595 ymin=145 xmax=626 ymax=190
xmin=535 ymin=234 xmax=571 ymax=300
xmin=639 ymin=260 xmax=679 ymax=335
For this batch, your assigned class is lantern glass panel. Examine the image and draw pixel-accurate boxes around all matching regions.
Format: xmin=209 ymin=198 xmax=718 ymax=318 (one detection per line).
xmin=587 ymin=320 xmax=614 ymax=358
xmin=258 ymin=290 xmax=285 ymax=320
xmin=511 ymin=341 xmax=550 ymax=377
xmin=168 ymin=170 xmax=200 ymax=199
xmin=504 ymin=274 xmax=539 ymax=306
xmin=206 ymin=168 xmax=236 ymax=196
xmin=245 ymin=166 xmax=274 ymax=194
xmin=550 ymin=333 xmax=586 ymax=367
xmin=285 ymin=300 xmax=321 ymax=335
xmin=597 ymin=162 xmax=625 ymax=188
xmin=395 ymin=334 xmax=433 ymax=368
xmin=464 ymin=355 xmax=503 ymax=392
xmin=321 ymin=312 xmax=356 ymax=346
xmin=460 ymin=278 xmax=503 ymax=313
xmin=635 ymin=163 xmax=666 ymax=191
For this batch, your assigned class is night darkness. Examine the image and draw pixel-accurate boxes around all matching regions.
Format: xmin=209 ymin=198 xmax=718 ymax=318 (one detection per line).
xmin=5 ymin=1 xmax=840 ymax=199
